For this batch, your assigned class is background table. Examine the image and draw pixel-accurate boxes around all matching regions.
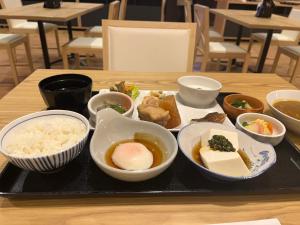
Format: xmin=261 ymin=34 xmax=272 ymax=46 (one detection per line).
xmin=0 ymin=2 xmax=103 ymax=69
xmin=210 ymin=9 xmax=300 ymax=73
xmin=0 ymin=69 xmax=299 ymax=225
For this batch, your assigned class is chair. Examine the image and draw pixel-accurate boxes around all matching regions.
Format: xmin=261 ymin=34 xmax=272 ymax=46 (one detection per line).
xmin=183 ymin=0 xmax=228 ymax=41
xmin=85 ymin=1 xmax=120 ymax=37
xmin=209 ymin=0 xmax=229 ymax=42
xmin=272 ymin=46 xmax=300 ymax=83
xmin=119 ymin=0 xmax=128 ymax=20
xmin=161 ymin=0 xmax=167 ymax=21
xmin=0 ymin=0 xmax=61 ymax=57
xmin=102 ymin=20 xmax=196 ymax=72
xmin=194 ymin=4 xmax=249 ymax=72
xmin=0 ymin=33 xmax=33 ymax=85
xmin=248 ymin=8 xmax=300 ymax=63
xmin=62 ymin=2 xmax=121 ymax=69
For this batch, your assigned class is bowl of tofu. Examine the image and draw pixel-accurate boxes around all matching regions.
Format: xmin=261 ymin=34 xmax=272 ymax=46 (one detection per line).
xmin=177 ymin=122 xmax=276 ymax=181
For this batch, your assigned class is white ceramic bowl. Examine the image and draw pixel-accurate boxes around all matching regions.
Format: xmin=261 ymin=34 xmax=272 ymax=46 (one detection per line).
xmin=177 ymin=76 xmax=222 ymax=107
xmin=88 ymin=92 xmax=134 ymax=124
xmin=177 ymin=122 xmax=276 ymax=182
xmin=90 ymin=108 xmax=178 ymax=182
xmin=0 ymin=110 xmax=90 ymax=172
xmin=236 ymin=113 xmax=286 ymax=146
xmin=266 ymin=90 xmax=300 ymax=135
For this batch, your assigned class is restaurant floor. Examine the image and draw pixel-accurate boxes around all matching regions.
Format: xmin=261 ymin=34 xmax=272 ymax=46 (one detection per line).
xmin=0 ymin=28 xmax=299 ymax=99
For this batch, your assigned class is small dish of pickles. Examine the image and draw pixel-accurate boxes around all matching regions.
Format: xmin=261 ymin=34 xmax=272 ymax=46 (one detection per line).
xmin=236 ymin=113 xmax=286 ymax=146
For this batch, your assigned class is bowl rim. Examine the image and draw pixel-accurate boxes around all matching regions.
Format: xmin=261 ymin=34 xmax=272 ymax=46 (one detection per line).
xmin=177 ymin=122 xmax=276 ymax=180
xmin=38 ymin=74 xmax=92 ymax=93
xmin=88 ymin=91 xmax=134 ymax=116
xmin=236 ymin=113 xmax=286 ymax=138
xmin=177 ymin=75 xmax=222 ymax=92
xmin=266 ymin=90 xmax=300 ymax=123
xmin=224 ymin=94 xmax=264 ymax=112
xmin=0 ymin=110 xmax=90 ymax=160
xmin=90 ymin=116 xmax=178 ymax=175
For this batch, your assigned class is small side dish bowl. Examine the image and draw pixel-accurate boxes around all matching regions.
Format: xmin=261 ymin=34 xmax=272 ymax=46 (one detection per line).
xmin=266 ymin=90 xmax=300 ymax=135
xmin=236 ymin=113 xmax=286 ymax=146
xmin=39 ymin=74 xmax=92 ymax=111
xmin=177 ymin=122 xmax=276 ymax=182
xmin=177 ymin=76 xmax=222 ymax=107
xmin=0 ymin=110 xmax=90 ymax=172
xmin=90 ymin=108 xmax=178 ymax=182
xmin=223 ymin=94 xmax=264 ymax=120
xmin=88 ymin=92 xmax=134 ymax=124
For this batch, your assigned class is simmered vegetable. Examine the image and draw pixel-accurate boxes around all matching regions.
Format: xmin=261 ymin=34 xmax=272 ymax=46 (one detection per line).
xmin=231 ymin=100 xmax=253 ymax=109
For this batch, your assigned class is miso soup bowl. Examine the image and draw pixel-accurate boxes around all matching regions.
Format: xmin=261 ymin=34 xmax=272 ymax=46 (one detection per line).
xmin=266 ymin=90 xmax=300 ymax=135
xmin=177 ymin=76 xmax=222 ymax=108
xmin=90 ymin=109 xmax=178 ymax=182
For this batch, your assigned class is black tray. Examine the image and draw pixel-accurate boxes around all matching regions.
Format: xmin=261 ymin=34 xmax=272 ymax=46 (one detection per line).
xmin=0 ymin=93 xmax=300 ymax=198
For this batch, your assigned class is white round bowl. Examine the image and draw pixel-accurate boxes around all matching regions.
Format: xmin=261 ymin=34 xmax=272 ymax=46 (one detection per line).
xmin=236 ymin=113 xmax=286 ymax=146
xmin=266 ymin=90 xmax=300 ymax=135
xmin=177 ymin=76 xmax=222 ymax=107
xmin=177 ymin=122 xmax=276 ymax=182
xmin=88 ymin=92 xmax=134 ymax=124
xmin=0 ymin=110 xmax=90 ymax=172
xmin=90 ymin=108 xmax=178 ymax=182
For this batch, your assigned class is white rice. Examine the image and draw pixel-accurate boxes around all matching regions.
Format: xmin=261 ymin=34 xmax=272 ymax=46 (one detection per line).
xmin=3 ymin=115 xmax=87 ymax=157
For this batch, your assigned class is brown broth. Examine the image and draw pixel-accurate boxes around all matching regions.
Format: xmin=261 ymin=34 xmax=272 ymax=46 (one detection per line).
xmin=273 ymin=100 xmax=300 ymax=120
xmin=105 ymin=133 xmax=164 ymax=170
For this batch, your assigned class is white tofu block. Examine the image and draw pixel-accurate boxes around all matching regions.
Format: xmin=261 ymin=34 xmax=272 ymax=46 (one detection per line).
xmin=201 ymin=129 xmax=239 ymax=151
xmin=200 ymin=146 xmax=251 ymax=177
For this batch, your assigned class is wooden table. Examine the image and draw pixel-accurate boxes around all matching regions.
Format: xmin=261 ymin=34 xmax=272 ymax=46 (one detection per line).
xmin=0 ymin=69 xmax=299 ymax=225
xmin=0 ymin=2 xmax=103 ymax=69
xmin=210 ymin=9 xmax=300 ymax=73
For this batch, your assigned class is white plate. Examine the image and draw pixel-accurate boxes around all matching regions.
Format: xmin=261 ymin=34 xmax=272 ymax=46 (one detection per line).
xmin=97 ymin=89 xmax=234 ymax=131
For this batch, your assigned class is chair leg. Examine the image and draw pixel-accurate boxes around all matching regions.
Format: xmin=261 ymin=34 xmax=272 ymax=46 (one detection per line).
xmin=216 ymin=58 xmax=221 ymax=71
xmin=62 ymin=48 xmax=69 ymax=69
xmin=75 ymin=54 xmax=80 ymax=69
xmin=271 ymin=49 xmax=281 ymax=73
xmin=7 ymin=47 xmax=19 ymax=85
xmin=290 ymin=58 xmax=300 ymax=83
xmin=242 ymin=54 xmax=250 ymax=73
xmin=54 ymin=29 xmax=61 ymax=57
xmin=247 ymin=36 xmax=254 ymax=53
xmin=24 ymin=37 xmax=34 ymax=72
xmin=201 ymin=56 xmax=209 ymax=72
xmin=288 ymin=58 xmax=296 ymax=76
xmin=226 ymin=59 xmax=232 ymax=72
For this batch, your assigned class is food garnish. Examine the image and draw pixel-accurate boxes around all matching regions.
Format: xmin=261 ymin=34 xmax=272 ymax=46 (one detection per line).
xmin=231 ymin=100 xmax=252 ymax=109
xmin=97 ymin=102 xmax=127 ymax=114
xmin=208 ymin=135 xmax=236 ymax=152
xmin=110 ymin=81 xmax=140 ymax=100
xmin=191 ymin=112 xmax=226 ymax=124
xmin=242 ymin=119 xmax=273 ymax=135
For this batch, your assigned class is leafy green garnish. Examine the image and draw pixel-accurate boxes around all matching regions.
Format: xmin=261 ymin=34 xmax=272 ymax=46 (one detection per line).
xmin=231 ymin=100 xmax=252 ymax=109
xmin=109 ymin=104 xmax=126 ymax=114
xmin=208 ymin=135 xmax=236 ymax=152
xmin=131 ymin=86 xmax=140 ymax=100
xmin=242 ymin=122 xmax=249 ymax=127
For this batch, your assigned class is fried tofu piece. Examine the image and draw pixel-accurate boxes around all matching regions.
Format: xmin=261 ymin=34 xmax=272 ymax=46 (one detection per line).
xmin=159 ymin=95 xmax=181 ymax=129
xmin=137 ymin=104 xmax=170 ymax=127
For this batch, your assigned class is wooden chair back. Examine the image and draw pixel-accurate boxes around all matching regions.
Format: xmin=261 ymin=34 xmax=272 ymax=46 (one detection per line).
xmin=194 ymin=4 xmax=209 ymax=55
xmin=282 ymin=8 xmax=300 ymax=42
xmin=108 ymin=1 xmax=120 ymax=20
xmin=102 ymin=20 xmax=196 ymax=72
xmin=213 ymin=0 xmax=229 ymax=35
xmin=119 ymin=0 xmax=128 ymax=20
xmin=161 ymin=0 xmax=167 ymax=21
xmin=0 ymin=0 xmax=27 ymax=29
xmin=183 ymin=0 xmax=192 ymax=22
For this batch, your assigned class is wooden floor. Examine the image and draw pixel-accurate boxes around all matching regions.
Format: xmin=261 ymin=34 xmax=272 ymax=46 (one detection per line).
xmin=0 ymin=28 xmax=299 ymax=99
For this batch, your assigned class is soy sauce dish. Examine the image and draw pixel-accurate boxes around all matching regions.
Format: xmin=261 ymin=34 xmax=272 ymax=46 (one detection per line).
xmin=39 ymin=74 xmax=92 ymax=111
